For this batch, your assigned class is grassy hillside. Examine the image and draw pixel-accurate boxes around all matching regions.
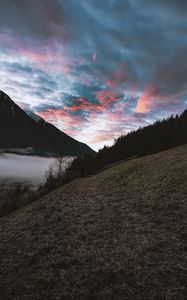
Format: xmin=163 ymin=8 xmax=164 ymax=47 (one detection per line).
xmin=0 ymin=145 xmax=187 ymax=299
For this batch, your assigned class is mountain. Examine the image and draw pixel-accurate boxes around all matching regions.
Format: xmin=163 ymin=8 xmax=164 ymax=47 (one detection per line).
xmin=0 ymin=90 xmax=94 ymax=156
xmin=25 ymin=110 xmax=45 ymax=123
xmin=0 ymin=144 xmax=186 ymax=299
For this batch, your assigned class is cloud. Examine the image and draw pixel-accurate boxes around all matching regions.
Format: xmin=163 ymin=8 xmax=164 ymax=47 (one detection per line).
xmin=0 ymin=0 xmax=186 ymax=149
xmin=0 ymin=0 xmax=67 ymax=41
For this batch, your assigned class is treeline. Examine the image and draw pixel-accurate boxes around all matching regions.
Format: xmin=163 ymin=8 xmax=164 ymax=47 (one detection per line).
xmin=1 ymin=110 xmax=186 ymax=218
xmin=70 ymin=109 xmax=187 ymax=175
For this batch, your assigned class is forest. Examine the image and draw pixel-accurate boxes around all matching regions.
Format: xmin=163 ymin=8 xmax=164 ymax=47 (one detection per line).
xmin=70 ymin=110 xmax=187 ymax=175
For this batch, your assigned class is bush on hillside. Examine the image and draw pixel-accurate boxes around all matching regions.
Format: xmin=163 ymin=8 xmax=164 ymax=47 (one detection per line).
xmin=0 ymin=183 xmax=33 ymax=217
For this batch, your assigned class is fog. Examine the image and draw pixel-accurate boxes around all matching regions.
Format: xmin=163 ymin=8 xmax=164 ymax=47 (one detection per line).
xmin=0 ymin=154 xmax=74 ymax=186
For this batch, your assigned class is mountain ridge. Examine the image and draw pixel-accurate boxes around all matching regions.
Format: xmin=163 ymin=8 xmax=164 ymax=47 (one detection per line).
xmin=0 ymin=91 xmax=94 ymax=157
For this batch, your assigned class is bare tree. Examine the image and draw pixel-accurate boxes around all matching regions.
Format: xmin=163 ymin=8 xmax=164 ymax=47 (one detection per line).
xmin=44 ymin=155 xmax=67 ymax=190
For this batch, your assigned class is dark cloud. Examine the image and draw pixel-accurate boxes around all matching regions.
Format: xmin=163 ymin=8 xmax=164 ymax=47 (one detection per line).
xmin=135 ymin=0 xmax=187 ymax=12
xmin=0 ymin=0 xmax=186 ymax=149
xmin=0 ymin=0 xmax=66 ymax=41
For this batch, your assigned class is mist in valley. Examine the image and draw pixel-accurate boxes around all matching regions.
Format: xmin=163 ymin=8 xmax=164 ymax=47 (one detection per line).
xmin=0 ymin=154 xmax=74 ymax=186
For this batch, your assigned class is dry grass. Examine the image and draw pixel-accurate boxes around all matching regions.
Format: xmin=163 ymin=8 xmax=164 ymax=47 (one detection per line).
xmin=0 ymin=145 xmax=187 ymax=299
xmin=0 ymin=183 xmax=48 ymax=218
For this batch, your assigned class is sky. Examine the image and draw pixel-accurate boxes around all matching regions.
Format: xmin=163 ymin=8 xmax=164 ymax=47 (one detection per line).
xmin=0 ymin=0 xmax=187 ymax=150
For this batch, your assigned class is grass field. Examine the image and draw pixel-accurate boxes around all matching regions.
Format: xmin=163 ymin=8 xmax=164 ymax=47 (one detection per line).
xmin=0 ymin=145 xmax=187 ymax=299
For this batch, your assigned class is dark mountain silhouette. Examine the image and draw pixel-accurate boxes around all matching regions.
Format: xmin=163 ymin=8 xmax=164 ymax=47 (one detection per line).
xmin=71 ymin=109 xmax=187 ymax=174
xmin=0 ymin=91 xmax=94 ymax=156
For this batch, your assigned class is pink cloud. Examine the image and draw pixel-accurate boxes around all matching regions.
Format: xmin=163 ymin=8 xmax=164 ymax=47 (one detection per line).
xmin=90 ymin=131 xmax=115 ymax=144
xmin=19 ymin=47 xmax=75 ymax=75
xmin=135 ymin=84 xmax=157 ymax=113
xmin=92 ymin=52 xmax=97 ymax=61
xmin=135 ymin=81 xmax=181 ymax=114
xmin=96 ymin=89 xmax=122 ymax=109
xmin=0 ymin=31 xmax=75 ymax=77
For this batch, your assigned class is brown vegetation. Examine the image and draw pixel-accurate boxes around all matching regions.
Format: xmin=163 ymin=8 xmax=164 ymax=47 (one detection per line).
xmin=0 ymin=145 xmax=187 ymax=299
xmin=0 ymin=156 xmax=74 ymax=218
xmin=0 ymin=182 xmax=51 ymax=218
xmin=0 ymin=183 xmax=33 ymax=217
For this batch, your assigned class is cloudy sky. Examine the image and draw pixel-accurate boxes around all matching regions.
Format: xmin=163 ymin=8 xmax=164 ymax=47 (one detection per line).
xmin=0 ymin=0 xmax=187 ymax=150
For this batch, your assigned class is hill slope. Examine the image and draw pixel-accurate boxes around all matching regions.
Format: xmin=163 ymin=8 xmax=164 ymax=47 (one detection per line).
xmin=70 ymin=109 xmax=187 ymax=175
xmin=0 ymin=90 xmax=94 ymax=156
xmin=0 ymin=145 xmax=187 ymax=299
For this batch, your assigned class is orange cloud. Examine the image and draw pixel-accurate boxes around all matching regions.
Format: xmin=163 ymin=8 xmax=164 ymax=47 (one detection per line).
xmin=96 ymin=89 xmax=121 ymax=109
xmin=135 ymin=84 xmax=157 ymax=113
xmin=90 ymin=131 xmax=114 ymax=144
xmin=62 ymin=91 xmax=123 ymax=117
xmin=135 ymin=80 xmax=179 ymax=114
xmin=64 ymin=97 xmax=91 ymax=112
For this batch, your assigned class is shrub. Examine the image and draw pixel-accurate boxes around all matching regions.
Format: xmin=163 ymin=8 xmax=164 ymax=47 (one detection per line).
xmin=43 ymin=156 xmax=74 ymax=191
xmin=0 ymin=183 xmax=33 ymax=217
